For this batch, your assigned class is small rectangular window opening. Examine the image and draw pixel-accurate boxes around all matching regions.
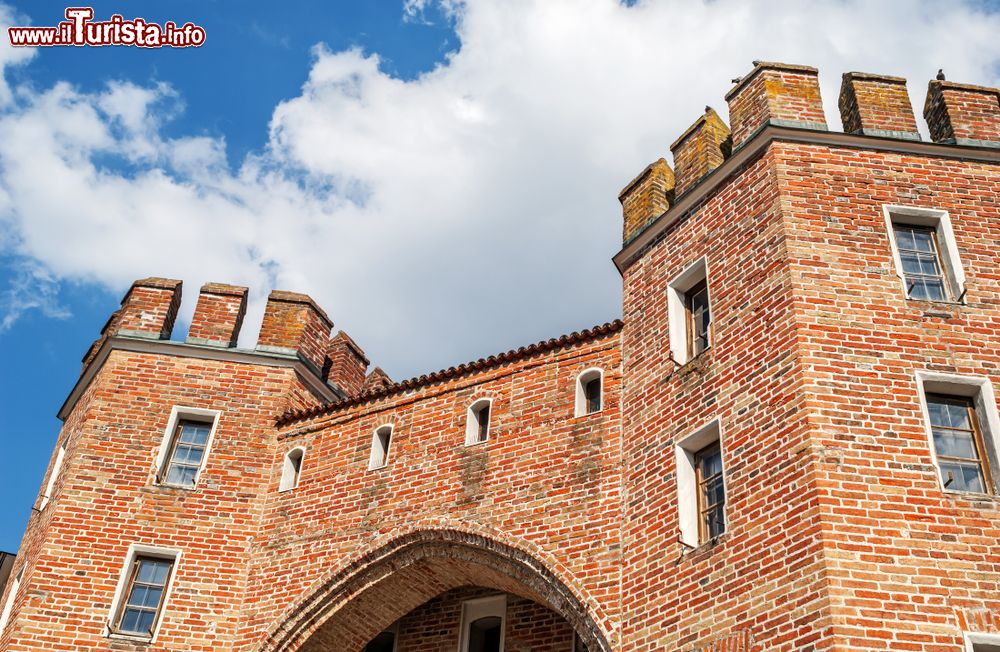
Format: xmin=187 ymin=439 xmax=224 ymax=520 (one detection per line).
xmin=893 ymin=223 xmax=949 ymax=301
xmin=114 ymin=556 xmax=173 ymax=636
xmin=927 ymin=394 xmax=993 ymax=494
xmin=686 ymin=280 xmax=711 ymax=358
xmin=695 ymin=442 xmax=726 ymax=543
xmin=370 ymin=426 xmax=392 ymax=469
xmin=476 ymin=403 xmax=490 ymax=443
xmin=159 ymin=419 xmax=212 ymax=487
xmin=584 ymin=378 xmax=602 ymax=414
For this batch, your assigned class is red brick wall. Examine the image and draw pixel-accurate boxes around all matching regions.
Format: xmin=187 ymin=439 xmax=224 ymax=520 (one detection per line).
xmin=0 ymin=352 xmax=325 ymax=651
xmin=620 ymin=147 xmax=834 ymax=651
xmin=240 ymin=329 xmax=623 ymax=650
xmin=774 ymin=141 xmax=1000 ymax=650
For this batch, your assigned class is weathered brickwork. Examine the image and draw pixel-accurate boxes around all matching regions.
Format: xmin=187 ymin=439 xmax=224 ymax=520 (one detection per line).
xmin=2 ymin=59 xmax=999 ymax=652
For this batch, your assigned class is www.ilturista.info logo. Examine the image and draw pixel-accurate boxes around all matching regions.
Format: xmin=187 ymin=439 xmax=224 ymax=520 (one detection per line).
xmin=8 ymin=7 xmax=206 ymax=48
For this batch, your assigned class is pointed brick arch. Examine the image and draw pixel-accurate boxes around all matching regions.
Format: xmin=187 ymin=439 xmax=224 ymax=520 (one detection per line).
xmin=258 ymin=528 xmax=612 ymax=652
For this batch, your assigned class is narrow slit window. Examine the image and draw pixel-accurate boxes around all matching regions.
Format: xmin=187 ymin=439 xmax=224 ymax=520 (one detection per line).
xmin=893 ymin=224 xmax=948 ymax=301
xmin=159 ymin=419 xmax=212 ymax=487
xmin=279 ymin=448 xmax=304 ymax=492
xmin=584 ymin=378 xmax=601 ymax=414
xmin=0 ymin=568 xmax=22 ymax=635
xmin=459 ymin=595 xmax=506 ymax=652
xmin=40 ymin=443 xmax=66 ymax=510
xmin=668 ymin=258 xmax=711 ymax=366
xmin=114 ymin=556 xmax=174 ymax=637
xmin=686 ymin=280 xmax=711 ymax=358
xmin=694 ymin=442 xmax=726 ymax=542
xmin=466 ymin=400 xmax=492 ymax=445
xmin=927 ymin=394 xmax=993 ymax=494
xmin=575 ymin=369 xmax=603 ymax=417
xmin=369 ymin=426 xmax=393 ymax=470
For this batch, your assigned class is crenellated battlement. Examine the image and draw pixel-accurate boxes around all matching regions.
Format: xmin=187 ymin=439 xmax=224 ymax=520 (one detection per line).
xmin=619 ymin=61 xmax=1000 ymax=247
xmin=78 ymin=278 xmax=380 ymax=401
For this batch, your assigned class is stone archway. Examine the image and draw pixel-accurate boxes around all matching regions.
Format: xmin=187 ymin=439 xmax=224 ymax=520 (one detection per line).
xmin=258 ymin=529 xmax=612 ymax=652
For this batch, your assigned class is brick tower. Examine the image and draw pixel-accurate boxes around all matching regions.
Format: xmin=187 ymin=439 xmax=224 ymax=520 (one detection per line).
xmin=1 ymin=62 xmax=999 ymax=651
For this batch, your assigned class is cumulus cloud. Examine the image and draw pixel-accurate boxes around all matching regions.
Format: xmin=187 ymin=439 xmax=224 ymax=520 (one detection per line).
xmin=1 ymin=0 xmax=1000 ymax=378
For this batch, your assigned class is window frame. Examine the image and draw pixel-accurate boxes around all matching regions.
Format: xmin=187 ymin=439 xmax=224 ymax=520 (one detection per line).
xmin=884 ymin=205 xmax=966 ymax=303
xmin=368 ymin=424 xmax=394 ymax=470
xmin=574 ymin=368 xmax=604 ymax=417
xmin=685 ymin=279 xmax=711 ymax=359
xmin=458 ymin=594 xmax=506 ymax=652
xmin=965 ymin=632 xmax=1000 ymax=652
xmin=676 ymin=418 xmax=727 ymax=548
xmin=668 ymin=258 xmax=712 ymax=366
xmin=916 ymin=371 xmax=1000 ymax=496
xmin=694 ymin=440 xmax=726 ymax=543
xmin=39 ymin=441 xmax=67 ymax=510
xmin=465 ymin=399 xmax=493 ymax=446
xmin=153 ymin=406 xmax=221 ymax=489
xmin=279 ymin=447 xmax=306 ymax=492
xmin=106 ymin=545 xmax=181 ymax=642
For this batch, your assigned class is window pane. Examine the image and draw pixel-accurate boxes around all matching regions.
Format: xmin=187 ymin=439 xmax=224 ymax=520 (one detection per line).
xmin=894 ymin=226 xmax=915 ymax=250
xmin=705 ymin=506 xmax=726 ymax=539
xmin=699 ymin=448 xmax=723 ymax=477
xmin=940 ymin=461 xmax=986 ymax=493
xmin=702 ymin=475 xmax=725 ymax=507
xmin=910 ymin=228 xmax=935 ymax=252
xmin=166 ymin=465 xmax=198 ymax=486
xmin=933 ymin=429 xmax=979 ymax=459
xmin=137 ymin=558 xmax=170 ymax=586
xmin=178 ymin=423 xmax=210 ymax=445
xmin=909 ymin=278 xmax=946 ymax=301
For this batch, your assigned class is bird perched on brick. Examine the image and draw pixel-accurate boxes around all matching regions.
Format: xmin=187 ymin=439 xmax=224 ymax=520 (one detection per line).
xmin=937 ymin=69 xmax=946 ymax=80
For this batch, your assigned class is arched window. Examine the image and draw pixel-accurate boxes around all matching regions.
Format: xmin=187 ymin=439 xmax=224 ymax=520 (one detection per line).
xmin=279 ymin=447 xmax=305 ymax=492
xmin=575 ymin=369 xmax=603 ymax=416
xmin=369 ymin=425 xmax=393 ymax=470
xmin=459 ymin=595 xmax=505 ymax=652
xmin=466 ymin=399 xmax=492 ymax=445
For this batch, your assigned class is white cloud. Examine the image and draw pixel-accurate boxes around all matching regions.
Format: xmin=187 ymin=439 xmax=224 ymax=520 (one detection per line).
xmin=1 ymin=0 xmax=1000 ymax=378
xmin=0 ymin=3 xmax=34 ymax=105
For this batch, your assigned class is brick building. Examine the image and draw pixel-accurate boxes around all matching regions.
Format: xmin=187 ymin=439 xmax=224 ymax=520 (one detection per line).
xmin=1 ymin=61 xmax=999 ymax=651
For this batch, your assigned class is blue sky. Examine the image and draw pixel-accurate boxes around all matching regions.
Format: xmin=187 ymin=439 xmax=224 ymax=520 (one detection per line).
xmin=2 ymin=0 xmax=1000 ymax=553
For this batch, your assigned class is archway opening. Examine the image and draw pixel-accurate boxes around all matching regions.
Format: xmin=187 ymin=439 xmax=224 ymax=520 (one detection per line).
xmin=262 ymin=530 xmax=609 ymax=652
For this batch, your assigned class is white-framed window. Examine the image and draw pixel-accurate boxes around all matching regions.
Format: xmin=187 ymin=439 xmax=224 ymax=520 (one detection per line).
xmin=154 ymin=406 xmax=221 ymax=489
xmin=369 ymin=425 xmax=393 ymax=470
xmin=39 ymin=442 xmax=67 ymax=510
xmin=364 ymin=622 xmax=399 ymax=652
xmin=668 ymin=258 xmax=712 ymax=365
xmin=575 ymin=368 xmax=604 ymax=417
xmin=883 ymin=205 xmax=966 ymax=302
xmin=676 ymin=418 xmax=726 ymax=547
xmin=106 ymin=545 xmax=181 ymax=642
xmin=466 ymin=399 xmax=492 ymax=445
xmin=966 ymin=632 xmax=1000 ymax=652
xmin=458 ymin=594 xmax=506 ymax=652
xmin=279 ymin=447 xmax=305 ymax=492
xmin=0 ymin=567 xmax=22 ymax=635
xmin=916 ymin=371 xmax=1000 ymax=495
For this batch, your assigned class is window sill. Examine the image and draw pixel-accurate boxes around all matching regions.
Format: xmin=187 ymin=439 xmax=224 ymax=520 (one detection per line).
xmin=904 ymin=296 xmax=965 ymax=307
xmin=153 ymin=481 xmax=198 ymax=491
xmin=679 ymin=533 xmax=726 ymax=556
xmin=571 ymin=409 xmax=604 ymax=420
xmin=107 ymin=631 xmax=154 ymax=644
xmin=464 ymin=438 xmax=489 ymax=448
xmin=941 ymin=488 xmax=999 ymax=503
xmin=367 ymin=464 xmax=389 ymax=472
